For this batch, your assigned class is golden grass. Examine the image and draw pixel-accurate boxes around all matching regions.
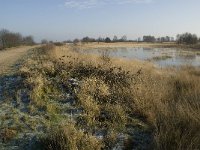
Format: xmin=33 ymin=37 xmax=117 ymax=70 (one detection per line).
xmin=50 ymin=44 xmax=200 ymax=149
xmin=39 ymin=123 xmax=103 ymax=150
xmin=70 ymin=42 xmax=177 ymax=49
xmin=132 ymin=66 xmax=200 ymax=149
xmin=11 ymin=44 xmax=199 ymax=149
xmin=53 ymin=45 xmax=157 ymax=73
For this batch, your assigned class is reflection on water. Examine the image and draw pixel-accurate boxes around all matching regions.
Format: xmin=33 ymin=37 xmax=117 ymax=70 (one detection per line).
xmin=83 ymin=47 xmax=200 ymax=67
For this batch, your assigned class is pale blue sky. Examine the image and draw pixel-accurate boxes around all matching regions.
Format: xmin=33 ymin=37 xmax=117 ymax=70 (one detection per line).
xmin=0 ymin=0 xmax=200 ymax=42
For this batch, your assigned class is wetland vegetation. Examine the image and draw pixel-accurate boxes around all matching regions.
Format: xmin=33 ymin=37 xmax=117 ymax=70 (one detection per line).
xmin=0 ymin=42 xmax=199 ymax=150
xmin=1 ymin=0 xmax=200 ymax=149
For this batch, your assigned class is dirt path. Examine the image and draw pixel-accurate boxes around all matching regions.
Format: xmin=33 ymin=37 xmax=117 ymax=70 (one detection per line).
xmin=0 ymin=46 xmax=37 ymax=74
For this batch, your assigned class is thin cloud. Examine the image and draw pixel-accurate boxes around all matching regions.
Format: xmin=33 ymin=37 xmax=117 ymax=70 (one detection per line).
xmin=64 ymin=0 xmax=153 ymax=9
xmin=64 ymin=0 xmax=99 ymax=9
xmin=117 ymin=0 xmax=153 ymax=4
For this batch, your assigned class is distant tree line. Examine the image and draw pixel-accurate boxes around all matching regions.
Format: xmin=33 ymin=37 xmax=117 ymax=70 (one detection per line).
xmin=82 ymin=37 xmax=96 ymax=43
xmin=142 ymin=35 xmax=174 ymax=43
xmin=73 ymin=35 xmax=176 ymax=44
xmin=176 ymin=33 xmax=198 ymax=45
xmin=0 ymin=29 xmax=35 ymax=50
xmin=41 ymin=32 xmax=200 ymax=46
xmin=143 ymin=36 xmax=156 ymax=43
xmin=70 ymin=35 xmax=133 ymax=44
xmin=142 ymin=33 xmax=199 ymax=45
xmin=80 ymin=36 xmax=129 ymax=43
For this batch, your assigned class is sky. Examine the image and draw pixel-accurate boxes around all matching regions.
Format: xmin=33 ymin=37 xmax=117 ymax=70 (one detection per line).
xmin=0 ymin=0 xmax=200 ymax=42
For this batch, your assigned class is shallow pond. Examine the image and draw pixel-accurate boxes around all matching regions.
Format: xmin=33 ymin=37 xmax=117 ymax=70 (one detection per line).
xmin=83 ymin=47 xmax=200 ymax=67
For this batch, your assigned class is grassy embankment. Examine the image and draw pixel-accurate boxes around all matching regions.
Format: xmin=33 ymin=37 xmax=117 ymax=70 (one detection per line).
xmin=1 ymin=43 xmax=199 ymax=149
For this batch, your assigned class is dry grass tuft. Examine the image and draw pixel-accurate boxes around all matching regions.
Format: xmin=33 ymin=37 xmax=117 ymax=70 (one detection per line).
xmin=39 ymin=123 xmax=103 ymax=150
xmin=0 ymin=128 xmax=17 ymax=143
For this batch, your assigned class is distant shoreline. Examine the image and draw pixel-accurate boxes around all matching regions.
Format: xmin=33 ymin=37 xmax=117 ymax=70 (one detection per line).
xmin=69 ymin=42 xmax=200 ymax=51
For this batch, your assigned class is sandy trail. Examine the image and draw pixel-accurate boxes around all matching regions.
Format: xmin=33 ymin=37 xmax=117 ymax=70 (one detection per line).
xmin=0 ymin=46 xmax=37 ymax=74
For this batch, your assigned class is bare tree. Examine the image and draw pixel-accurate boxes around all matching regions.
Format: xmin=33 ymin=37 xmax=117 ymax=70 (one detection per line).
xmin=23 ymin=36 xmax=34 ymax=45
xmin=0 ymin=29 xmax=35 ymax=49
xmin=0 ymin=29 xmax=10 ymax=49
xmin=41 ymin=39 xmax=48 ymax=44
xmin=97 ymin=37 xmax=104 ymax=43
xmin=143 ymin=35 xmax=156 ymax=43
xmin=73 ymin=39 xmax=80 ymax=45
xmin=82 ymin=37 xmax=96 ymax=43
xmin=105 ymin=37 xmax=111 ymax=43
xmin=121 ymin=35 xmax=127 ymax=42
xmin=113 ymin=35 xmax=118 ymax=42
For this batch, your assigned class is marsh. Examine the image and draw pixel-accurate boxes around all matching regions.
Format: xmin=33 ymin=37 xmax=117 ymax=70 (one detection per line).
xmin=82 ymin=46 xmax=200 ymax=67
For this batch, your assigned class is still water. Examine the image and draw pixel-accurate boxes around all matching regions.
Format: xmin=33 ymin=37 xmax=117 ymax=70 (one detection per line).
xmin=83 ymin=47 xmax=200 ymax=67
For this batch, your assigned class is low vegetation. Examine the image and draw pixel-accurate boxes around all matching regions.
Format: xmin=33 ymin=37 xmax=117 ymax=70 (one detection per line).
xmin=0 ymin=43 xmax=199 ymax=149
xmin=44 ymin=44 xmax=200 ymax=149
xmin=39 ymin=123 xmax=103 ymax=150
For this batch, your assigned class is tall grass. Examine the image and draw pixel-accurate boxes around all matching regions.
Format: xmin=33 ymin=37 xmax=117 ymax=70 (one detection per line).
xmin=154 ymin=69 xmax=200 ymax=149
xmin=132 ymin=66 xmax=200 ymax=149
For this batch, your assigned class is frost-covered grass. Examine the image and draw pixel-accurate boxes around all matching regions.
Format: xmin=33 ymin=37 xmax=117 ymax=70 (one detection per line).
xmin=0 ymin=44 xmax=200 ymax=150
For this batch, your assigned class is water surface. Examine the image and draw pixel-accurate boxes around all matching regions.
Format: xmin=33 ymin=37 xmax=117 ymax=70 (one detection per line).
xmin=83 ymin=47 xmax=200 ymax=67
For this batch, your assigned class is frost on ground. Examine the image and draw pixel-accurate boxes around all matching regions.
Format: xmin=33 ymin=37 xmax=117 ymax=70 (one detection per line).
xmin=0 ymin=46 xmax=153 ymax=150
